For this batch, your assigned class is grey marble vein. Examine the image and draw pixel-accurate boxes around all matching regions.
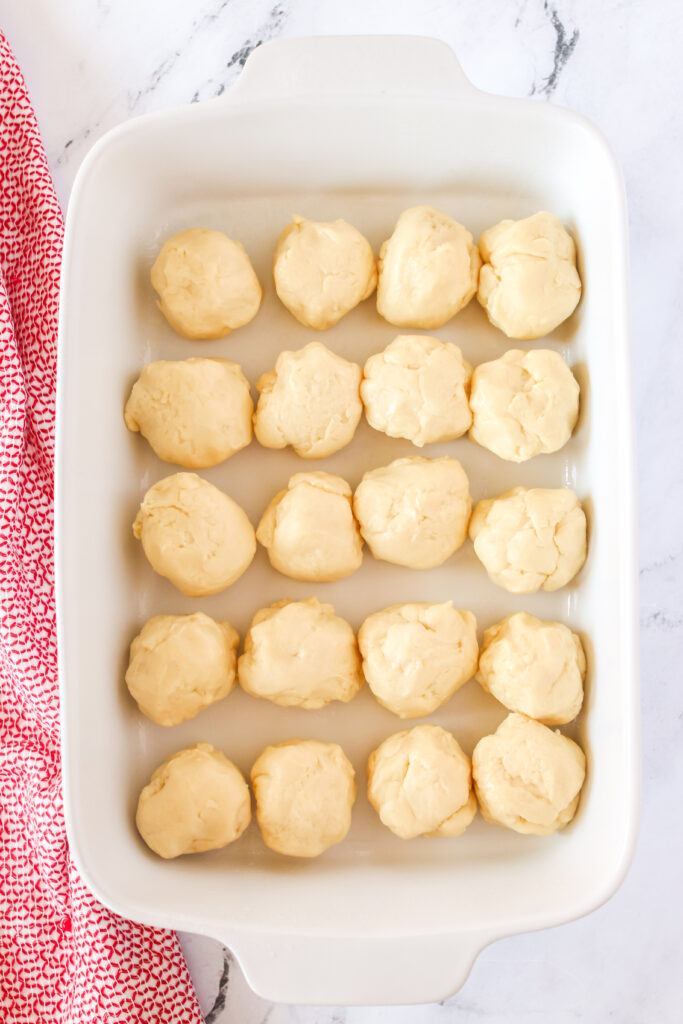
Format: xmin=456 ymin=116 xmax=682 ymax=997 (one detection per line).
xmin=204 ymin=948 xmax=231 ymax=1024
xmin=529 ymin=1 xmax=579 ymax=97
xmin=191 ymin=3 xmax=289 ymax=103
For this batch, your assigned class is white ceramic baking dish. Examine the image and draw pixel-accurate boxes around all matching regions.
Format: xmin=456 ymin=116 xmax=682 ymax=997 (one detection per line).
xmin=56 ymin=36 xmax=639 ymax=1006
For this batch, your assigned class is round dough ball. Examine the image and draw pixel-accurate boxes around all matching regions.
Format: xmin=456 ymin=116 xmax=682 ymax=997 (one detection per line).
xmin=476 ymin=612 xmax=585 ymax=725
xmin=469 ymin=349 xmax=579 ymax=462
xmin=251 ymin=740 xmax=356 ymax=857
xmin=469 ymin=486 xmax=587 ymax=594
xmin=256 ymin=472 xmax=363 ymax=582
xmin=273 ymin=215 xmax=377 ymax=329
xmin=150 ymin=228 xmax=262 ymax=339
xmin=125 ymin=612 xmax=239 ymax=726
xmin=361 ymin=335 xmax=472 ymax=446
xmin=358 ymin=602 xmax=478 ymax=718
xmin=376 ymin=206 xmax=480 ymax=329
xmin=133 ymin=472 xmax=256 ymax=596
xmin=238 ymin=598 xmax=363 ymax=709
xmin=477 ymin=212 xmax=581 ymax=340
xmin=472 ymin=712 xmax=586 ymax=835
xmin=354 ymin=456 xmax=471 ymax=569
xmin=367 ymin=725 xmax=476 ymax=839
xmin=124 ymin=358 xmax=253 ymax=468
xmin=254 ymin=342 xmax=362 ymax=458
xmin=136 ymin=743 xmax=251 ymax=858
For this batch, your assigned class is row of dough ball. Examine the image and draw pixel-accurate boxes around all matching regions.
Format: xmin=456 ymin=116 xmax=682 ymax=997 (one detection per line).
xmin=124 ymin=341 xmax=580 ymax=464
xmin=136 ymin=715 xmax=587 ymax=859
xmin=151 ymin=208 xmax=581 ymax=341
xmin=126 ymin=603 xmax=586 ymax=726
xmin=132 ymin=467 xmax=588 ymax=594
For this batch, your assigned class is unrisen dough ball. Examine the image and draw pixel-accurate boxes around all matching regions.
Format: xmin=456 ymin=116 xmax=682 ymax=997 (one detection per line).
xmin=257 ymin=472 xmax=363 ymax=582
xmin=469 ymin=486 xmax=587 ymax=594
xmin=133 ymin=472 xmax=256 ymax=596
xmin=126 ymin=612 xmax=239 ymax=726
xmin=469 ymin=349 xmax=579 ymax=462
xmin=476 ymin=612 xmax=585 ymax=725
xmin=136 ymin=743 xmax=251 ymax=858
xmin=151 ymin=228 xmax=262 ymax=339
xmin=358 ymin=603 xmax=478 ymax=718
xmin=251 ymin=740 xmax=356 ymax=857
xmin=254 ymin=342 xmax=362 ymax=458
xmin=273 ymin=215 xmax=377 ymax=329
xmin=472 ymin=712 xmax=586 ymax=835
xmin=354 ymin=456 xmax=471 ymax=569
xmin=238 ymin=598 xmax=363 ymax=709
xmin=377 ymin=206 xmax=480 ymax=329
xmin=361 ymin=335 xmax=472 ymax=446
xmin=124 ymin=358 xmax=253 ymax=468
xmin=477 ymin=212 xmax=581 ymax=340
xmin=367 ymin=725 xmax=476 ymax=839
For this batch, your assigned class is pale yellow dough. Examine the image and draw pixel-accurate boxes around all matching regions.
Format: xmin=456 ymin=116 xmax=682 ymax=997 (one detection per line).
xmin=469 ymin=486 xmax=587 ymax=594
xmin=151 ymin=228 xmax=262 ymax=339
xmin=353 ymin=456 xmax=471 ymax=569
xmin=126 ymin=612 xmax=239 ymax=726
xmin=124 ymin=358 xmax=253 ymax=468
xmin=238 ymin=598 xmax=363 ymax=709
xmin=254 ymin=342 xmax=362 ymax=458
xmin=257 ymin=472 xmax=363 ymax=582
xmin=377 ymin=206 xmax=480 ymax=329
xmin=133 ymin=472 xmax=256 ymax=596
xmin=273 ymin=215 xmax=377 ymax=329
xmin=472 ymin=712 xmax=586 ymax=835
xmin=361 ymin=335 xmax=472 ymax=446
xmin=358 ymin=602 xmax=478 ymax=718
xmin=136 ymin=743 xmax=251 ymax=858
xmin=251 ymin=740 xmax=356 ymax=857
xmin=477 ymin=212 xmax=581 ymax=340
xmin=469 ymin=349 xmax=579 ymax=462
xmin=367 ymin=724 xmax=477 ymax=839
xmin=476 ymin=612 xmax=585 ymax=725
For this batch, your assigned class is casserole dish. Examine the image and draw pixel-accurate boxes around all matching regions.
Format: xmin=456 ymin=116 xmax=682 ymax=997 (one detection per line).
xmin=56 ymin=35 xmax=638 ymax=1005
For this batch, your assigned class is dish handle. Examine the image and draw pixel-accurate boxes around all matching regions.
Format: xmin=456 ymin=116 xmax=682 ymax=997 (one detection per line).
xmin=227 ymin=35 xmax=475 ymax=103
xmin=223 ymin=928 xmax=490 ymax=1005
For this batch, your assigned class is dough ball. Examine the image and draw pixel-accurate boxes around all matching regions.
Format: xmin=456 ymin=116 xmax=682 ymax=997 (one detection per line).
xmin=469 ymin=486 xmax=587 ymax=594
xmin=136 ymin=743 xmax=251 ymax=858
xmin=367 ymin=725 xmax=476 ymax=839
xmin=354 ymin=456 xmax=471 ymax=569
xmin=133 ymin=472 xmax=256 ymax=596
xmin=238 ymin=598 xmax=363 ymax=709
xmin=124 ymin=358 xmax=253 ymax=468
xmin=125 ymin=612 xmax=239 ymax=726
xmin=358 ymin=602 xmax=478 ymax=718
xmin=472 ymin=712 xmax=586 ymax=835
xmin=477 ymin=212 xmax=581 ymax=340
xmin=273 ymin=215 xmax=377 ymax=329
xmin=476 ymin=612 xmax=585 ymax=725
xmin=254 ymin=342 xmax=362 ymax=458
xmin=361 ymin=335 xmax=472 ymax=446
xmin=251 ymin=740 xmax=356 ymax=857
xmin=150 ymin=228 xmax=262 ymax=339
xmin=376 ymin=206 xmax=480 ymax=329
xmin=257 ymin=472 xmax=362 ymax=581
xmin=469 ymin=349 xmax=579 ymax=462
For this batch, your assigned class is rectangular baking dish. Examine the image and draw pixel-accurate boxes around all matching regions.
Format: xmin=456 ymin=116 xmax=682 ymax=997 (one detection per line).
xmin=56 ymin=36 xmax=638 ymax=1006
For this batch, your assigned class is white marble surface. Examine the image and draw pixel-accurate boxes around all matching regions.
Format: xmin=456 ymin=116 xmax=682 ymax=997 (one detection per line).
xmin=3 ymin=0 xmax=681 ymax=1019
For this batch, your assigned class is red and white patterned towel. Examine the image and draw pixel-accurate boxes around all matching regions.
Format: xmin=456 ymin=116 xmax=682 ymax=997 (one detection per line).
xmin=0 ymin=32 xmax=203 ymax=1024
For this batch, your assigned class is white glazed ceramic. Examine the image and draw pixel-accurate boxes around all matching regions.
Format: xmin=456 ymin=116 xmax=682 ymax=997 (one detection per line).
xmin=56 ymin=36 xmax=638 ymax=1006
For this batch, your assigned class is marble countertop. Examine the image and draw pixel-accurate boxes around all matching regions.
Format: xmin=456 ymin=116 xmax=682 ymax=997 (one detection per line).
xmin=3 ymin=0 xmax=681 ymax=1020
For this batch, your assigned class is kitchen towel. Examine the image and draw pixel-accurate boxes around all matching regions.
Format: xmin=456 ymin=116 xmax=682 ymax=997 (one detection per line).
xmin=0 ymin=31 xmax=204 ymax=1024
